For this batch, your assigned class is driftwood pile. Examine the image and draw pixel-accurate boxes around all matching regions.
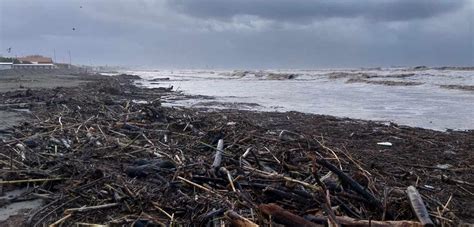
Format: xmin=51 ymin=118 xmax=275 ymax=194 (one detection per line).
xmin=0 ymin=75 xmax=472 ymax=226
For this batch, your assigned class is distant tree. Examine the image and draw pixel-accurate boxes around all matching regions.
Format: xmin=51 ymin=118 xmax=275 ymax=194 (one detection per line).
xmin=0 ymin=57 xmax=11 ymax=62
xmin=0 ymin=57 xmax=20 ymax=63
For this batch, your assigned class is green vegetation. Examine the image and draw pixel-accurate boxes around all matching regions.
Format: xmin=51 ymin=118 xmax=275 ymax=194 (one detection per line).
xmin=0 ymin=57 xmax=20 ymax=64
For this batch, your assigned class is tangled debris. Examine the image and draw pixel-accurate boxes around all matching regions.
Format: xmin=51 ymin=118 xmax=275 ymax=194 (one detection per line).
xmin=346 ymin=78 xmax=423 ymax=86
xmin=0 ymin=74 xmax=473 ymax=226
xmin=439 ymin=84 xmax=474 ymax=92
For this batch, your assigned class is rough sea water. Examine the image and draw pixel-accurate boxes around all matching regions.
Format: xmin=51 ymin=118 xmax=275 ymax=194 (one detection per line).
xmin=124 ymin=68 xmax=473 ymax=131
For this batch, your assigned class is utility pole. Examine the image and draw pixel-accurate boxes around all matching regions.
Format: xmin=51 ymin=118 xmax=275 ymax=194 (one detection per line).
xmin=68 ymin=50 xmax=72 ymax=68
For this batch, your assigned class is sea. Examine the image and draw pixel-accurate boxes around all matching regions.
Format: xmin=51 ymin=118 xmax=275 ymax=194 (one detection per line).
xmin=114 ymin=68 xmax=473 ymax=131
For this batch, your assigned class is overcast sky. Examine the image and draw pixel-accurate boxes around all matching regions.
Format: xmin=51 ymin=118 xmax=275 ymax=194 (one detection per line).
xmin=1 ymin=0 xmax=473 ymax=68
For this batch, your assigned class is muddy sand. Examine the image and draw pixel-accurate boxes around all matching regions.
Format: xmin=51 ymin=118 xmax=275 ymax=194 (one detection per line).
xmin=0 ymin=71 xmax=472 ymax=226
xmin=0 ymin=69 xmax=96 ymax=133
xmin=0 ymin=69 xmax=94 ymax=92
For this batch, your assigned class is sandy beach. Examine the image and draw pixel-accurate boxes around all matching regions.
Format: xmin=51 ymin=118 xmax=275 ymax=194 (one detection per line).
xmin=0 ymin=69 xmax=472 ymax=226
xmin=0 ymin=69 xmax=97 ymax=134
xmin=3 ymin=0 xmax=472 ymax=225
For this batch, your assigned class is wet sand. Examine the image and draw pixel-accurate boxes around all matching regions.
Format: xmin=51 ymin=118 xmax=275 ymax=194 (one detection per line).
xmin=0 ymin=69 xmax=92 ymax=91
xmin=0 ymin=69 xmax=96 ymax=134
xmin=0 ymin=112 xmax=23 ymax=138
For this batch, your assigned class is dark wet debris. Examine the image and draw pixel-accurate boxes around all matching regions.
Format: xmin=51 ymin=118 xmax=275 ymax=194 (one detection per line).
xmin=0 ymin=74 xmax=472 ymax=226
xmin=346 ymin=78 xmax=423 ymax=86
xmin=439 ymin=84 xmax=474 ymax=92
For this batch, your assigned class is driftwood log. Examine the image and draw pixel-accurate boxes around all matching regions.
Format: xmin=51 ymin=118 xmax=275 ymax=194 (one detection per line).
xmin=304 ymin=215 xmax=424 ymax=227
xmin=258 ymin=203 xmax=322 ymax=227
xmin=211 ymin=139 xmax=224 ymax=174
xmin=225 ymin=210 xmax=259 ymax=227
xmin=406 ymin=186 xmax=434 ymax=227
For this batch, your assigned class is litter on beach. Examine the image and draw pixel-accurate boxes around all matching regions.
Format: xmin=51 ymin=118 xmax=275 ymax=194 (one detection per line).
xmin=0 ymin=73 xmax=471 ymax=226
xmin=377 ymin=142 xmax=393 ymax=146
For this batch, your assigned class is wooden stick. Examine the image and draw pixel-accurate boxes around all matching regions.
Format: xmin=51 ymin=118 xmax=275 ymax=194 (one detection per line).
xmin=74 ymin=223 xmax=108 ymax=227
xmin=242 ymin=147 xmax=252 ymax=159
xmin=316 ymin=158 xmax=386 ymax=214
xmin=259 ymin=203 xmax=322 ymax=227
xmin=441 ymin=194 xmax=453 ymax=214
xmin=0 ymin=177 xmax=65 ymax=184
xmin=406 ymin=186 xmax=434 ymax=227
xmin=64 ymin=203 xmax=120 ymax=214
xmin=244 ymin=166 xmax=320 ymax=191
xmin=220 ymin=167 xmax=237 ymax=192
xmin=304 ymin=215 xmax=424 ymax=227
xmin=152 ymin=202 xmax=173 ymax=219
xmin=49 ymin=213 xmax=72 ymax=227
xmin=225 ymin=210 xmax=259 ymax=227
xmin=177 ymin=176 xmax=222 ymax=198
xmin=323 ymin=190 xmax=338 ymax=227
xmin=240 ymin=148 xmax=252 ymax=167
xmin=211 ymin=139 xmax=224 ymax=172
xmin=0 ymin=152 xmax=30 ymax=168
xmin=315 ymin=137 xmax=343 ymax=170
xmin=438 ymin=174 xmax=474 ymax=186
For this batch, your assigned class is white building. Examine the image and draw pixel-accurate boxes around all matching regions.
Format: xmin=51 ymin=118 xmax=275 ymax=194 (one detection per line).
xmin=12 ymin=63 xmax=55 ymax=69
xmin=12 ymin=55 xmax=56 ymax=69
xmin=0 ymin=62 xmax=13 ymax=70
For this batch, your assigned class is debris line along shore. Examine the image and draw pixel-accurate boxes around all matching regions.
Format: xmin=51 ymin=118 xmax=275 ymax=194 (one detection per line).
xmin=0 ymin=73 xmax=472 ymax=226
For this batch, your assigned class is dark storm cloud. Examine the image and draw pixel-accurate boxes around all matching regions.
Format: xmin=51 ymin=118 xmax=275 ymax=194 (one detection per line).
xmin=167 ymin=0 xmax=467 ymax=23
xmin=0 ymin=0 xmax=472 ymax=67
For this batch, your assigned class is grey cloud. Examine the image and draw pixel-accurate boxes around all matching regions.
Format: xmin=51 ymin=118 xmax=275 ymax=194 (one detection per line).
xmin=1 ymin=0 xmax=472 ymax=68
xmin=167 ymin=0 xmax=467 ymax=23
xmin=1 ymin=0 xmax=165 ymax=41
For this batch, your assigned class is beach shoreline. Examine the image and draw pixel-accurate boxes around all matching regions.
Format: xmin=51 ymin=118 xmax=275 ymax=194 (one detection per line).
xmin=0 ymin=70 xmax=472 ymax=225
xmin=132 ymin=68 xmax=474 ymax=131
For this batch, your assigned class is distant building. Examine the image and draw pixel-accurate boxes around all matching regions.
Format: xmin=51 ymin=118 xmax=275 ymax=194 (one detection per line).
xmin=0 ymin=62 xmax=13 ymax=70
xmin=13 ymin=55 xmax=55 ymax=69
xmin=17 ymin=55 xmax=53 ymax=64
